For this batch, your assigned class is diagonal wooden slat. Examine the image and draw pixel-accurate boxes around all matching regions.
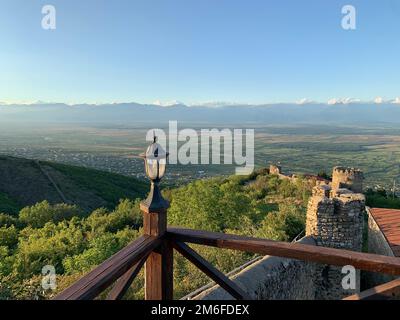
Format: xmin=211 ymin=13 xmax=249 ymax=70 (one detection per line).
xmin=106 ymin=254 xmax=149 ymax=300
xmin=167 ymin=227 xmax=400 ymax=275
xmin=172 ymin=241 xmax=251 ymax=300
xmin=344 ymin=278 xmax=400 ymax=300
xmin=54 ymin=235 xmax=161 ymax=300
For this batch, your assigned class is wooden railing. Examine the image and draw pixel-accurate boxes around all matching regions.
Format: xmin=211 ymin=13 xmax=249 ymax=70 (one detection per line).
xmin=344 ymin=278 xmax=400 ymax=300
xmin=54 ymin=199 xmax=400 ymax=300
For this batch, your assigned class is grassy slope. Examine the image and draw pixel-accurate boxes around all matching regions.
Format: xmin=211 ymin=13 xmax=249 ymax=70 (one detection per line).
xmin=45 ymin=162 xmax=148 ymax=209
xmin=0 ymin=156 xmax=148 ymax=214
xmin=0 ymin=192 xmax=21 ymax=215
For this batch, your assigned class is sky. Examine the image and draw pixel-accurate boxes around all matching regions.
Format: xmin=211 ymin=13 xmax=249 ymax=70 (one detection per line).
xmin=0 ymin=0 xmax=399 ymax=105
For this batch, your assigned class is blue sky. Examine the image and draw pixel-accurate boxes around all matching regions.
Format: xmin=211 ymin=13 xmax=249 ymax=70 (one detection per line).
xmin=0 ymin=0 xmax=399 ymax=105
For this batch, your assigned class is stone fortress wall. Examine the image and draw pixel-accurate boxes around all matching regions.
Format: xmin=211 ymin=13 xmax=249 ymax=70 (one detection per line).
xmin=268 ymin=164 xmax=291 ymax=181
xmin=192 ymin=166 xmax=365 ymax=300
xmin=305 ymin=182 xmax=365 ymax=299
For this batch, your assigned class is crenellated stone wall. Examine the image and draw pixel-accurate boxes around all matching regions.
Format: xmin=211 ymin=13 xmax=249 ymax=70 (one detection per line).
xmin=306 ymin=170 xmax=365 ymax=299
xmin=306 ymin=187 xmax=364 ymax=251
xmin=331 ymin=166 xmax=364 ymax=194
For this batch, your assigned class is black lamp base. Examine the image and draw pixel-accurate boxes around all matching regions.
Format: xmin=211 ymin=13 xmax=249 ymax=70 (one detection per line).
xmin=140 ymin=181 xmax=170 ymax=213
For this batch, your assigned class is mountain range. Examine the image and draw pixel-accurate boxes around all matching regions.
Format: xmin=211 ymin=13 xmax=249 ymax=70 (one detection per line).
xmin=1 ymin=102 xmax=400 ymax=125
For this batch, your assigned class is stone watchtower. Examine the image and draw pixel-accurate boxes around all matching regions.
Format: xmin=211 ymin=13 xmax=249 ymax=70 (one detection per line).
xmin=306 ymin=167 xmax=365 ymax=299
xmin=269 ymin=164 xmax=282 ymax=175
xmin=331 ymin=166 xmax=364 ymax=194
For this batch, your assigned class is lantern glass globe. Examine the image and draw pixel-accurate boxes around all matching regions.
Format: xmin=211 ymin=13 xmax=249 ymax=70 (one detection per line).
xmin=143 ymin=141 xmax=168 ymax=181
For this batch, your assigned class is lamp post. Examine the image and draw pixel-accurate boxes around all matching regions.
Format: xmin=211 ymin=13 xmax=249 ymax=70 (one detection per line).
xmin=140 ymin=136 xmax=170 ymax=212
xmin=140 ymin=136 xmax=173 ymax=300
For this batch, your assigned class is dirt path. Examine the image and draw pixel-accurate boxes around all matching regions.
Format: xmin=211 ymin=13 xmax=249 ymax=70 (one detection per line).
xmin=35 ymin=160 xmax=70 ymax=204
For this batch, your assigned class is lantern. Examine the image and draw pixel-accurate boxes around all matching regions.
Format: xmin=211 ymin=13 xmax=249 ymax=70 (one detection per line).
xmin=142 ymin=136 xmax=168 ymax=181
xmin=140 ymin=136 xmax=169 ymax=211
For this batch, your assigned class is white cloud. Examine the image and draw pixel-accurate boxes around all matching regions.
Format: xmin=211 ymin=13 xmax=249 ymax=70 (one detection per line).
xmin=152 ymin=100 xmax=184 ymax=107
xmin=0 ymin=100 xmax=38 ymax=105
xmin=327 ymin=97 xmax=360 ymax=105
xmin=188 ymin=101 xmax=248 ymax=108
xmin=392 ymin=97 xmax=400 ymax=105
xmin=327 ymin=98 xmax=341 ymax=105
xmin=374 ymin=97 xmax=384 ymax=104
xmin=296 ymin=98 xmax=316 ymax=105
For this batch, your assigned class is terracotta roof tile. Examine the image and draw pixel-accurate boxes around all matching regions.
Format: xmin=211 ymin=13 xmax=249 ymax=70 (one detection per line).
xmin=370 ymin=208 xmax=400 ymax=257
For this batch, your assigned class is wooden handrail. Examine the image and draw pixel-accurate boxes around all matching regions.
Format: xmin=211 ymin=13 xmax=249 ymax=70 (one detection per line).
xmin=54 ymin=235 xmax=161 ymax=300
xmin=344 ymin=278 xmax=400 ymax=300
xmin=106 ymin=254 xmax=149 ymax=300
xmin=167 ymin=227 xmax=400 ymax=275
xmin=56 ymin=227 xmax=400 ymax=300
xmin=172 ymin=241 xmax=251 ymax=300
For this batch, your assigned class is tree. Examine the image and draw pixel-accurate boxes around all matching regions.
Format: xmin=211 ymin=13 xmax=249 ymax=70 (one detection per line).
xmin=0 ymin=213 xmax=17 ymax=228
xmin=106 ymin=199 xmax=142 ymax=232
xmin=0 ymin=225 xmax=18 ymax=248
xmin=256 ymin=204 xmax=305 ymax=241
xmin=13 ymin=219 xmax=86 ymax=276
xmin=63 ymin=228 xmax=139 ymax=274
xmin=83 ymin=199 xmax=142 ymax=235
xmin=168 ymin=178 xmax=255 ymax=232
xmin=19 ymin=201 xmax=82 ymax=228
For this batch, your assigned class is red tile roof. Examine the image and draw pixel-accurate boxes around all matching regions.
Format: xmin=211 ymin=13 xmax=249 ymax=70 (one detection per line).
xmin=369 ymin=208 xmax=400 ymax=257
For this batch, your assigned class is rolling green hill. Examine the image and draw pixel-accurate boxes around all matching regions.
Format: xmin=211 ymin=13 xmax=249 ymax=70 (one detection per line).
xmin=0 ymin=156 xmax=148 ymax=214
xmin=0 ymin=192 xmax=20 ymax=215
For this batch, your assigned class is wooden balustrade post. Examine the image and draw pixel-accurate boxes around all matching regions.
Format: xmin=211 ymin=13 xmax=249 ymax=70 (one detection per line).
xmin=140 ymin=181 xmax=173 ymax=300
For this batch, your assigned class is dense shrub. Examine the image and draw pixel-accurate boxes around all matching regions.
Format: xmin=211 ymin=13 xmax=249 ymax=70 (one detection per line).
xmin=19 ymin=201 xmax=82 ymax=228
xmin=63 ymin=228 xmax=139 ymax=274
xmin=168 ymin=178 xmax=256 ymax=232
xmin=13 ymin=219 xmax=86 ymax=276
xmin=0 ymin=225 xmax=18 ymax=248
xmin=0 ymin=213 xmax=18 ymax=228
